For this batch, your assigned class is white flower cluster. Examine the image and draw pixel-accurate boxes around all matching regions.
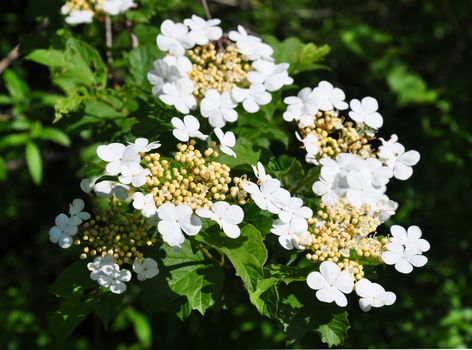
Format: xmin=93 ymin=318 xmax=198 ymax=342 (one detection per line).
xmin=82 ymin=136 xmax=245 ymax=248
xmin=243 ymin=163 xmax=313 ymax=250
xmin=170 ymin=114 xmax=237 ymax=158
xmin=280 ymin=81 xmax=429 ymax=311
xmin=49 ymin=199 xmax=90 ymax=248
xmin=381 ymin=225 xmax=429 ymax=274
xmin=307 ymin=261 xmax=396 ymax=310
xmin=148 ymin=15 xmax=293 ymax=126
xmin=86 ymin=255 xmax=159 ymax=294
xmin=61 ymin=0 xmax=136 ymax=25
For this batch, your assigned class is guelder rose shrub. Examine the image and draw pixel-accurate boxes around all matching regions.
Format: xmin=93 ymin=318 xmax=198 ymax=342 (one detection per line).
xmin=37 ymin=5 xmax=429 ymax=346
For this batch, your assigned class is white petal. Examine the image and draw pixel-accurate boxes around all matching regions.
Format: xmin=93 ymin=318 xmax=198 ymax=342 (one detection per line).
xmin=307 ymin=271 xmax=329 ymax=290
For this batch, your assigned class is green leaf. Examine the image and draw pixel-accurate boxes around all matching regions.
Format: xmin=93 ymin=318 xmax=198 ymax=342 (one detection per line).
xmin=387 ymin=64 xmax=438 ymax=106
xmin=83 ymin=99 xmax=124 ymax=119
xmin=0 ymin=157 xmax=6 ymax=181
xmin=262 ymin=36 xmax=330 ymax=74
xmin=125 ymin=308 xmax=152 ymax=349
xmin=38 ymin=127 xmax=71 ymax=146
xmin=3 ymin=69 xmax=31 ymax=103
xmin=249 ymin=265 xmax=311 ymax=319
xmin=162 ymin=240 xmax=224 ymax=314
xmin=50 ymin=261 xmax=96 ymax=298
xmin=218 ymin=142 xmax=262 ymax=169
xmin=26 ymin=49 xmax=65 ymax=68
xmin=316 ymin=311 xmax=350 ymax=348
xmin=127 ymin=45 xmax=160 ymax=86
xmin=197 ymin=224 xmax=267 ymax=292
xmin=0 ymin=133 xmax=29 ymax=149
xmin=48 ymin=293 xmax=98 ymax=343
xmin=95 ymin=293 xmax=125 ymax=329
xmin=25 ymin=141 xmax=42 ymax=185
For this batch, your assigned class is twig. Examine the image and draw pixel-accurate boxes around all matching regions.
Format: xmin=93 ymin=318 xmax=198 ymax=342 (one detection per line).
xmin=0 ymin=18 xmax=49 ymax=75
xmin=200 ymin=0 xmax=213 ymax=20
xmin=0 ymin=45 xmax=20 ymax=75
xmin=126 ymin=20 xmax=139 ymax=49
xmin=105 ymin=16 xmax=113 ymax=65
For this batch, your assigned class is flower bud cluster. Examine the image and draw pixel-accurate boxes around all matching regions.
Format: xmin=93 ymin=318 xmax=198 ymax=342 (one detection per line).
xmin=74 ymin=200 xmax=157 ymax=265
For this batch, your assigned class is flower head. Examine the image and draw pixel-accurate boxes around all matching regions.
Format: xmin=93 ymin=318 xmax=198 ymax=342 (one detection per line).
xmin=214 ymin=128 xmax=236 ymax=157
xmin=157 ymin=203 xmax=202 ymax=248
xmin=156 ymin=19 xmax=194 ymax=56
xmin=160 ymin=78 xmax=197 ymax=114
xmin=196 ymin=201 xmax=244 ymax=238
xmin=184 ymin=15 xmax=223 ymax=45
xmin=133 ymin=258 xmax=159 ymax=281
xmin=349 ymin=96 xmax=383 ymax=129
xmin=171 ymin=115 xmax=207 ymax=142
xmin=355 ymin=278 xmax=396 ymax=311
xmin=381 ymin=242 xmax=427 ymax=274
xmin=201 ymin=90 xmax=237 ymax=128
xmin=307 ymin=261 xmax=354 ymax=307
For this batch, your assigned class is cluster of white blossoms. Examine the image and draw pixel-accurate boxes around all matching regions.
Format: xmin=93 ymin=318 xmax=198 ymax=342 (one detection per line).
xmin=49 ymin=118 xmax=250 ymax=293
xmin=148 ymin=15 xmax=293 ymax=129
xmin=49 ymin=199 xmax=90 ymax=249
xmin=241 ymin=80 xmax=428 ymax=311
xmin=61 ymin=0 xmax=136 ymax=25
xmin=244 ymin=162 xmax=313 ymax=250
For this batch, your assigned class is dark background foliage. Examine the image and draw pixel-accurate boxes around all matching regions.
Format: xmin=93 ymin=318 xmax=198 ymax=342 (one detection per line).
xmin=1 ymin=0 xmax=471 ymax=348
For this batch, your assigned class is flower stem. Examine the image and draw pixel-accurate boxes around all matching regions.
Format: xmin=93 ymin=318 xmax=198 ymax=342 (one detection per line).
xmin=199 ymin=0 xmax=213 ymax=20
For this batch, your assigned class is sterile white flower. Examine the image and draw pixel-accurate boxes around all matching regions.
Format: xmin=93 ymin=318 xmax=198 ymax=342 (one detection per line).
xmin=251 ymin=162 xmax=271 ymax=183
xmin=119 ymin=163 xmax=150 ymax=187
xmin=312 ymin=81 xmax=348 ymax=111
xmin=96 ymin=143 xmax=140 ymax=176
xmin=147 ymin=57 xmax=191 ymax=96
xmin=200 ymin=90 xmax=237 ymax=128
xmin=101 ymin=0 xmax=136 ymax=16
xmin=271 ymin=218 xmax=311 ymax=250
xmin=243 ymin=178 xmax=287 ymax=214
xmin=349 ymin=96 xmax=383 ymax=129
xmin=307 ymin=261 xmax=354 ymax=307
xmin=283 ymin=87 xmax=318 ymax=126
xmin=83 ymin=179 xmax=129 ymax=200
xmin=389 ymin=225 xmax=430 ymax=252
xmin=277 ymin=196 xmax=313 ymax=228
xmin=171 ymin=115 xmax=207 ymax=141
xmin=129 ymin=138 xmax=161 ymax=153
xmin=132 ymin=192 xmax=157 ymax=218
xmin=63 ymin=8 xmax=94 ymax=25
xmin=381 ymin=242 xmax=428 ymax=274
xmin=156 ymin=19 xmax=194 ymax=56
xmin=49 ymin=214 xmax=78 ymax=249
xmin=214 ymin=128 xmax=236 ymax=157
xmin=97 ymin=264 xmax=131 ymax=294
xmin=355 ymin=278 xmax=396 ymax=312
xmin=296 ymin=132 xmax=319 ymax=164
xmin=160 ymin=78 xmax=197 ymax=114
xmin=231 ymin=84 xmax=271 ymax=113
xmin=196 ymin=201 xmax=244 ymax=238
xmin=88 ymin=255 xmax=114 ymax=281
xmin=184 ymin=15 xmax=223 ymax=45
xmin=68 ymin=198 xmax=91 ymax=224
xmin=228 ymin=25 xmax=273 ymax=61
xmin=157 ymin=203 xmax=202 ymax=248
xmin=133 ymin=258 xmax=159 ymax=281
xmin=247 ymin=60 xmax=293 ymax=92
xmin=378 ymin=134 xmax=420 ymax=180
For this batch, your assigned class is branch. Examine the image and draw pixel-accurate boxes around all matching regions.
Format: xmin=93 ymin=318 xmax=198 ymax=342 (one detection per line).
xmin=199 ymin=0 xmax=213 ymax=20
xmin=0 ymin=45 xmax=20 ymax=75
xmin=0 ymin=18 xmax=49 ymax=75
